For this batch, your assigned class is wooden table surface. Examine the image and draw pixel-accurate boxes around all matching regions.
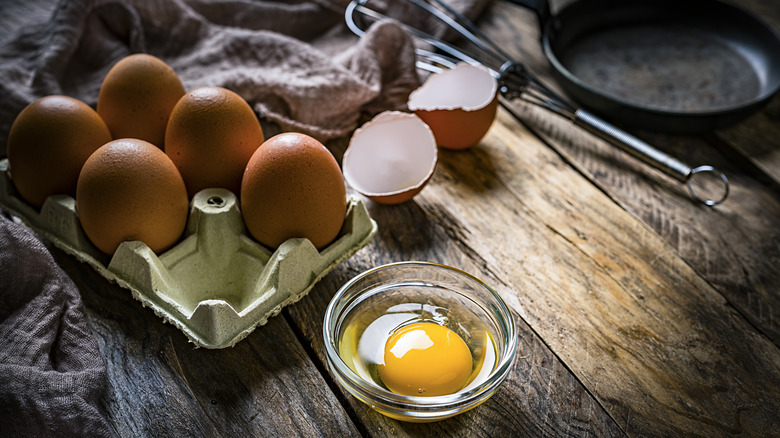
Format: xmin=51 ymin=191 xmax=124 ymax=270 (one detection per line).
xmin=22 ymin=0 xmax=780 ymax=436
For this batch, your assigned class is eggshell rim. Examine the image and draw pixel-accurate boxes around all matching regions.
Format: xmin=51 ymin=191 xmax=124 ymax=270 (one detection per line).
xmin=343 ymin=111 xmax=438 ymax=198
xmin=407 ymin=63 xmax=498 ymax=112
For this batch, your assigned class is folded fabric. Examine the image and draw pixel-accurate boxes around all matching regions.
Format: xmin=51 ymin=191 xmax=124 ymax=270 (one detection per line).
xmin=0 ymin=0 xmax=424 ymax=156
xmin=0 ymin=214 xmax=111 ymax=438
xmin=0 ymin=0 xmax=488 ymax=435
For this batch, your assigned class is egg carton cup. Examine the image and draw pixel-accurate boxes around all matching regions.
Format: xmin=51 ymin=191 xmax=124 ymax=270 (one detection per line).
xmin=0 ymin=158 xmax=377 ymax=348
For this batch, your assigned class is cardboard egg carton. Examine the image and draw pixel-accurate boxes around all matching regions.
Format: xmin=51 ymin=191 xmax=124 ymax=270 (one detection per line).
xmin=0 ymin=158 xmax=377 ymax=348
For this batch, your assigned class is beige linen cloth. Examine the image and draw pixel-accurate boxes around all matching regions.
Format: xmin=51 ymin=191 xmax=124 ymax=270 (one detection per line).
xmin=0 ymin=0 xmax=487 ymax=153
xmin=0 ymin=0 xmax=418 ymax=153
xmin=0 ymin=0 xmax=487 ymax=435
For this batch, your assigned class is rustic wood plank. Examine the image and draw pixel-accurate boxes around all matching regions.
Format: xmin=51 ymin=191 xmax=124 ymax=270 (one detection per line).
xmin=504 ymin=98 xmax=780 ymax=344
xmin=285 ymin=190 xmax=626 ymax=437
xmin=716 ymin=97 xmax=780 ymax=188
xmin=411 ymin=107 xmax=780 ymax=437
xmin=481 ymin=0 xmax=780 ymax=347
xmin=51 ymin=247 xmax=362 ymax=438
xmin=5 ymin=2 xmax=778 ymax=438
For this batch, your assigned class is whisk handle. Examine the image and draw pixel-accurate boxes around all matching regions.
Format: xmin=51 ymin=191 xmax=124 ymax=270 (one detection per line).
xmin=574 ymin=109 xmax=690 ymax=181
xmin=573 ymin=109 xmax=729 ymax=206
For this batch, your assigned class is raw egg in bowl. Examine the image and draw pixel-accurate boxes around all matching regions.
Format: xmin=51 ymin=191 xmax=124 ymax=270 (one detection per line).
xmin=323 ymin=261 xmax=517 ymax=422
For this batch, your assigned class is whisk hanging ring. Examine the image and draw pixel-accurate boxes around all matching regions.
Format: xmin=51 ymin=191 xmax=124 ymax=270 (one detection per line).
xmin=345 ymin=0 xmax=730 ymax=206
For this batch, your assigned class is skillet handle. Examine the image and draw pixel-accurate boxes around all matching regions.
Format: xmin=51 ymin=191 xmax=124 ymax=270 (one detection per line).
xmin=503 ymin=0 xmax=551 ymax=32
xmin=573 ymin=109 xmax=729 ymax=206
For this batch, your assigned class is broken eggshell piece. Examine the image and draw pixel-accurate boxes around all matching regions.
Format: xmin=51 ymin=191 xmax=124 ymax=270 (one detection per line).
xmin=408 ymin=63 xmax=499 ymax=150
xmin=343 ymin=111 xmax=437 ymax=205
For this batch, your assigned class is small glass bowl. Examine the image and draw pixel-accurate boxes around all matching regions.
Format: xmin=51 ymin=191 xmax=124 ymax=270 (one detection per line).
xmin=323 ymin=261 xmax=517 ymax=422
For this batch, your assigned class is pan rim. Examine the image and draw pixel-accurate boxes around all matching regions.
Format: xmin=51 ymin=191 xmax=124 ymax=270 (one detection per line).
xmin=542 ymin=0 xmax=780 ymax=119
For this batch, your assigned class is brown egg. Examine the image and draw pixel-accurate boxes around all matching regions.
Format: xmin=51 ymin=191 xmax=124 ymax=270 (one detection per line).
xmin=408 ymin=63 xmax=498 ymax=150
xmin=241 ymin=133 xmax=346 ymax=250
xmin=7 ymin=95 xmax=112 ymax=208
xmin=166 ymin=86 xmax=264 ymax=198
xmin=97 ymin=53 xmax=185 ymax=148
xmin=76 ymin=138 xmax=189 ymax=255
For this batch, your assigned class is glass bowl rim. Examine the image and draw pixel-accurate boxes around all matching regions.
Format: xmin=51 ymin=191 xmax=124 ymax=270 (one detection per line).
xmin=322 ymin=260 xmax=517 ymax=411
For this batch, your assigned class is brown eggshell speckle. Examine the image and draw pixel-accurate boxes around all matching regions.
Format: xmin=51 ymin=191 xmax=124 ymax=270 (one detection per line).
xmin=97 ymin=54 xmax=186 ymax=148
xmin=408 ymin=63 xmax=498 ymax=150
xmin=7 ymin=95 xmax=112 ymax=208
xmin=166 ymin=86 xmax=264 ymax=198
xmin=241 ymin=132 xmax=346 ymax=250
xmin=76 ymin=138 xmax=189 ymax=254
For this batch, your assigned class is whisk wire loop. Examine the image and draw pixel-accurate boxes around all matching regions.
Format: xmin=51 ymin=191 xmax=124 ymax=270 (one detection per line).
xmin=345 ymin=0 xmax=730 ymax=206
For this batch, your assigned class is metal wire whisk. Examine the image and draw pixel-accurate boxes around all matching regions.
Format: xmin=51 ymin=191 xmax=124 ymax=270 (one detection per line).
xmin=345 ymin=0 xmax=730 ymax=206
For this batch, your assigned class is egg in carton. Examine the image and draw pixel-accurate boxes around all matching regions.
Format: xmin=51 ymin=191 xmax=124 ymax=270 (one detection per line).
xmin=0 ymin=158 xmax=377 ymax=348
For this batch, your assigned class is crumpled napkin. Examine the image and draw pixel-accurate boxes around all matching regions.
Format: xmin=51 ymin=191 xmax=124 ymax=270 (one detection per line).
xmin=0 ymin=0 xmax=423 ymax=156
xmin=0 ymin=0 xmax=487 ymax=435
xmin=0 ymin=214 xmax=110 ymax=437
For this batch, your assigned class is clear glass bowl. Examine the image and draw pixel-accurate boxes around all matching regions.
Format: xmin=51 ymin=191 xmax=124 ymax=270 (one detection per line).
xmin=323 ymin=261 xmax=517 ymax=422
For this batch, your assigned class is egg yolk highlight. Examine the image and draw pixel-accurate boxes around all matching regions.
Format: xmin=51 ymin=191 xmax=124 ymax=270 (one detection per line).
xmin=378 ymin=322 xmax=473 ymax=396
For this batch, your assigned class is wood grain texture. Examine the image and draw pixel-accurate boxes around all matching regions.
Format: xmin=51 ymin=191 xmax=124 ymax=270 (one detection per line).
xmin=283 ymin=137 xmax=625 ymax=436
xmin=284 ymin=188 xmax=625 ymax=437
xmin=5 ymin=1 xmax=779 ymax=437
xmin=412 ymin=108 xmax=780 ymax=437
xmin=51 ymin=247 xmax=361 ymax=438
xmin=482 ymin=0 xmax=780 ymax=347
xmin=716 ymin=97 xmax=780 ymax=189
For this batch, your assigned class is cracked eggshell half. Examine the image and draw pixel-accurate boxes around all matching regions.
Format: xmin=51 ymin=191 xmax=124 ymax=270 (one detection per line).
xmin=343 ymin=111 xmax=437 ymax=205
xmin=408 ymin=63 xmax=499 ymax=150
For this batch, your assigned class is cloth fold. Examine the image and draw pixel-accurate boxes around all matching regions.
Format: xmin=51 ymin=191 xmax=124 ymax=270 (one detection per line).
xmin=0 ymin=0 xmax=487 ymax=435
xmin=0 ymin=0 xmax=423 ymax=155
xmin=0 ymin=215 xmax=111 ymax=438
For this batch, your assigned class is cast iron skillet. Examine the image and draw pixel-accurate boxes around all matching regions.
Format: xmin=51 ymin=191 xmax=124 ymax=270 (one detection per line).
xmin=509 ymin=0 xmax=780 ymax=132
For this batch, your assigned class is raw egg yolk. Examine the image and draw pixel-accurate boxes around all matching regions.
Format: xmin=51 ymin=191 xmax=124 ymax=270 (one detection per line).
xmin=378 ymin=322 xmax=472 ymax=396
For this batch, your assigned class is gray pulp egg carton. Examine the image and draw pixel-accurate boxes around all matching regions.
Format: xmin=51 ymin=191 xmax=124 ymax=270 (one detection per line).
xmin=0 ymin=158 xmax=377 ymax=348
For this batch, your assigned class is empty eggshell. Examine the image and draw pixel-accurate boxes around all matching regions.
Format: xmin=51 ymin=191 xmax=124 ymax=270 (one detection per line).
xmin=408 ymin=63 xmax=499 ymax=150
xmin=343 ymin=111 xmax=437 ymax=205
